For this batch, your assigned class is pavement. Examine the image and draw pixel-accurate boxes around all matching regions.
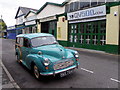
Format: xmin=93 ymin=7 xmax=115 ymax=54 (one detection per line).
xmin=2 ymin=66 xmax=15 ymax=89
xmin=0 ymin=61 xmax=2 ymax=90
xmin=1 ymin=62 xmax=20 ymax=90
xmin=0 ymin=39 xmax=19 ymax=90
xmin=66 ymin=47 xmax=120 ymax=56
xmin=0 ymin=38 xmax=120 ymax=88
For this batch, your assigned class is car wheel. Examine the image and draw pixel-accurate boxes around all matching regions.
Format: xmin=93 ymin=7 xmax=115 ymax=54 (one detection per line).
xmin=33 ymin=65 xmax=40 ymax=79
xmin=16 ymin=55 xmax=20 ymax=63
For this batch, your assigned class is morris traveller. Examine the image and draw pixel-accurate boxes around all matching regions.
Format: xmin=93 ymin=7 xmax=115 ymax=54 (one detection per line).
xmin=15 ymin=33 xmax=79 ymax=79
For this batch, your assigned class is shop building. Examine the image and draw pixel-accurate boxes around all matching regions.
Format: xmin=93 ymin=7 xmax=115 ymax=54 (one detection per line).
xmin=57 ymin=0 xmax=120 ymax=54
xmin=14 ymin=0 xmax=120 ymax=54
xmin=36 ymin=2 xmax=66 ymax=37
xmin=24 ymin=10 xmax=37 ymax=33
xmin=15 ymin=6 xmax=37 ymax=34
xmin=6 ymin=26 xmax=16 ymax=39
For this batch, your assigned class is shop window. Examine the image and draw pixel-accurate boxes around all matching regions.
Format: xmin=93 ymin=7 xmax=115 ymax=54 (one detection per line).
xmin=92 ymin=35 xmax=98 ymax=45
xmin=98 ymin=0 xmax=105 ymax=4
xmin=80 ymin=0 xmax=90 ymax=9
xmin=91 ymin=0 xmax=98 ymax=7
xmin=74 ymin=25 xmax=77 ymax=29
xmin=74 ymin=25 xmax=78 ymax=33
xmin=78 ymin=2 xmax=81 ymax=9
xmin=71 ymin=30 xmax=74 ymax=33
xmin=70 ymin=2 xmax=74 ymax=11
xmin=79 ymin=35 xmax=84 ymax=44
xmin=49 ymin=21 xmax=56 ymax=30
xmin=17 ymin=30 xmax=22 ymax=35
xmin=74 ymin=29 xmax=77 ymax=33
xmin=74 ymin=2 xmax=79 ymax=11
xmin=52 ymin=30 xmax=54 ymax=35
xmin=80 ymin=24 xmax=84 ymax=33
xmin=85 ymin=35 xmax=90 ymax=44
xmin=65 ymin=4 xmax=70 ymax=13
xmin=74 ymin=35 xmax=78 ymax=43
xmin=93 ymin=23 xmax=98 ymax=33
xmin=33 ymin=27 xmax=37 ymax=33
xmin=71 ymin=25 xmax=74 ymax=29
xmin=29 ymin=27 xmax=32 ymax=33
xmin=86 ymin=23 xmax=91 ymax=33
xmin=9 ymin=30 xmax=16 ymax=33
xmin=70 ymin=35 xmax=73 ymax=42
xmin=100 ymin=21 xmax=106 ymax=33
xmin=70 ymin=25 xmax=74 ymax=33
xmin=80 ymin=2 xmax=84 ymax=9
xmin=100 ymin=35 xmax=106 ymax=45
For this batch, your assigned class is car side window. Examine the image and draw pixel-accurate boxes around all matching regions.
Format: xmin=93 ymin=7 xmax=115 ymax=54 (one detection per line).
xmin=24 ymin=38 xmax=30 ymax=47
xmin=19 ymin=38 xmax=23 ymax=46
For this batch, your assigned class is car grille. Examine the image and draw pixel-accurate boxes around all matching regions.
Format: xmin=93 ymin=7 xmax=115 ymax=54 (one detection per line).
xmin=53 ymin=60 xmax=74 ymax=70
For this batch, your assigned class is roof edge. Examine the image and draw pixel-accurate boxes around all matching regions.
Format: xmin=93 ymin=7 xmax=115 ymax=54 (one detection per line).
xmin=36 ymin=2 xmax=63 ymax=14
xmin=15 ymin=7 xmax=21 ymax=19
xmin=24 ymin=10 xmax=36 ymax=18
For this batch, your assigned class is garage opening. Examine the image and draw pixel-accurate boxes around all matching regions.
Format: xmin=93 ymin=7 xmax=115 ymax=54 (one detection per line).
xmin=41 ymin=22 xmax=49 ymax=33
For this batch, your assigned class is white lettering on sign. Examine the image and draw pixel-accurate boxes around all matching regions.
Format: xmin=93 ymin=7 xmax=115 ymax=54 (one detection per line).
xmin=67 ymin=5 xmax=106 ymax=21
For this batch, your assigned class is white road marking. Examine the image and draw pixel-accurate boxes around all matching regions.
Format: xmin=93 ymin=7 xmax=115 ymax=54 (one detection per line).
xmin=110 ymin=78 xmax=120 ymax=83
xmin=1 ymin=62 xmax=20 ymax=88
xmin=81 ymin=68 xmax=94 ymax=74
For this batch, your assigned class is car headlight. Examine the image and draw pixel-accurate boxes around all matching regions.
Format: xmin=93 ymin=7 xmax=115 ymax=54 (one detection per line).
xmin=74 ymin=52 xmax=79 ymax=58
xmin=43 ymin=58 xmax=50 ymax=66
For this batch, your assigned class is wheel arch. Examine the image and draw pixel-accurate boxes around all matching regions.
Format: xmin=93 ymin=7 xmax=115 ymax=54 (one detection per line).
xmin=30 ymin=61 xmax=35 ymax=71
xmin=26 ymin=55 xmax=44 ymax=71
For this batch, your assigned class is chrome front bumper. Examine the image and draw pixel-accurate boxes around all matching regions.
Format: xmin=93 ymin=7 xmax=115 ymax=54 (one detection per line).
xmin=40 ymin=64 xmax=78 ymax=76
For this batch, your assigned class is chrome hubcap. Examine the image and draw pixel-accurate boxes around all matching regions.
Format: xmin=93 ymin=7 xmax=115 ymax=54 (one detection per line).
xmin=34 ymin=66 xmax=39 ymax=79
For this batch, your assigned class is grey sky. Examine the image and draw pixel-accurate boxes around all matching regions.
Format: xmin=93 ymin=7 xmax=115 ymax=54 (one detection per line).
xmin=0 ymin=0 xmax=65 ymax=27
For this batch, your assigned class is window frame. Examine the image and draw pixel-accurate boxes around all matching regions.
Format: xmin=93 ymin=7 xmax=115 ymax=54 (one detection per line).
xmin=23 ymin=38 xmax=31 ymax=48
xmin=19 ymin=37 xmax=24 ymax=46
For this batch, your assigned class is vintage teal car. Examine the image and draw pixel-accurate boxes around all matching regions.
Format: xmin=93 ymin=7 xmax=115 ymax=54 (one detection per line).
xmin=15 ymin=33 xmax=79 ymax=79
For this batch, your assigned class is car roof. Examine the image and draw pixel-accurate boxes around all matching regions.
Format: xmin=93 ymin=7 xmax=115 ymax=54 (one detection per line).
xmin=16 ymin=33 xmax=53 ymax=39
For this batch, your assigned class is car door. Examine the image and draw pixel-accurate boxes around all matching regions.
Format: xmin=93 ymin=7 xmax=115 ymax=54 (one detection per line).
xmin=16 ymin=37 xmax=24 ymax=60
xmin=21 ymin=38 xmax=30 ymax=61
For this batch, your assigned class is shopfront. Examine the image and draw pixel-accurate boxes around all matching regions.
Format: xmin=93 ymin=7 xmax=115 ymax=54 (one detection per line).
xmin=24 ymin=10 xmax=37 ymax=34
xmin=68 ymin=20 xmax=106 ymax=50
xmin=40 ymin=16 xmax=57 ymax=37
xmin=67 ymin=5 xmax=107 ymax=51
xmin=25 ymin=20 xmax=37 ymax=34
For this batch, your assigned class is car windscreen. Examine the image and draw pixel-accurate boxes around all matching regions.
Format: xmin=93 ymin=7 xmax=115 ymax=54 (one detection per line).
xmin=31 ymin=36 xmax=58 ymax=47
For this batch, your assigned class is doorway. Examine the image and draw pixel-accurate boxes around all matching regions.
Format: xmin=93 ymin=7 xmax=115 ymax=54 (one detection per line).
xmin=41 ymin=22 xmax=49 ymax=33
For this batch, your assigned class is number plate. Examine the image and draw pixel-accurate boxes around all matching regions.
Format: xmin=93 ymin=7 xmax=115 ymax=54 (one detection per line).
xmin=60 ymin=69 xmax=74 ymax=77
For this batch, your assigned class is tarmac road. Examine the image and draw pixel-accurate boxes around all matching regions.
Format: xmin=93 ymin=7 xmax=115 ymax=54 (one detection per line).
xmin=1 ymin=39 xmax=119 ymax=88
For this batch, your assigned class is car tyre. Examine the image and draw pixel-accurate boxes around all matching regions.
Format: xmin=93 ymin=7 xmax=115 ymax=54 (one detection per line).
xmin=33 ymin=65 xmax=41 ymax=80
xmin=16 ymin=55 xmax=21 ymax=63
